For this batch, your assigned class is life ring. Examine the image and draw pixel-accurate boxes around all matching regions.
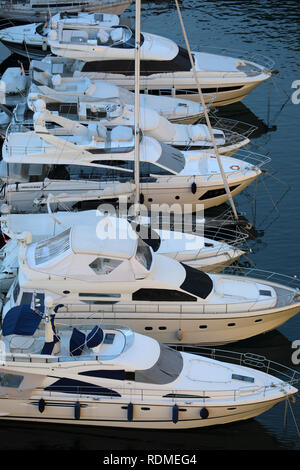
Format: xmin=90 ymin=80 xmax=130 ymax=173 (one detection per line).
xmin=230 ymin=165 xmax=240 ymax=171
xmin=0 ymin=132 xmax=7 ymax=141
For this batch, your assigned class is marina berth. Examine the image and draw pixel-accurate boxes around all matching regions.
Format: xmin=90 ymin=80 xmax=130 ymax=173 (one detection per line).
xmin=45 ymin=17 xmax=273 ymax=107
xmin=0 ymin=0 xmax=133 ymax=22
xmin=0 ymin=305 xmax=297 ymax=429
xmin=2 ymin=220 xmax=300 ymax=346
xmin=0 ymin=107 xmax=268 ymax=213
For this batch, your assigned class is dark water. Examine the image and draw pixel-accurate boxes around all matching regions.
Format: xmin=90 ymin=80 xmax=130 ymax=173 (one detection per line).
xmin=0 ymin=0 xmax=300 ymax=453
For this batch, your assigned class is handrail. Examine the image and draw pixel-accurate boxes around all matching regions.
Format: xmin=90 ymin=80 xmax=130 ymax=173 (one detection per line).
xmin=167 ymin=345 xmax=300 ymax=386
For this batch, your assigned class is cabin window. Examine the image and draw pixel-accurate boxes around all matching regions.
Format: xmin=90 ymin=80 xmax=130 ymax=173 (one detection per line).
xmin=78 ymin=369 xmax=135 ymax=380
xmin=198 ymin=185 xmax=240 ymax=200
xmin=45 ymin=378 xmax=121 ymax=396
xmin=0 ymin=372 xmax=23 ymax=388
xmin=78 ymin=293 xmax=120 ymax=298
xmin=132 ymin=288 xmax=197 ymax=302
xmin=80 ymin=46 xmax=191 ymax=75
xmin=63 ymin=164 xmax=133 ymax=182
xmin=89 ymin=257 xmax=122 ymax=275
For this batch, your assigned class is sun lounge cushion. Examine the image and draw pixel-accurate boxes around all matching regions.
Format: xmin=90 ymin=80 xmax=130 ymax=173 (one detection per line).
xmin=110 ymin=28 xmax=123 ymax=42
xmin=70 ymin=328 xmax=86 ymax=356
xmin=111 ymin=125 xmax=132 ymax=142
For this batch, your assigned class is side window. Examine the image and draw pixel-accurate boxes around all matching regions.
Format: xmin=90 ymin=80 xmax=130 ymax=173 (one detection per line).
xmin=0 ymin=373 xmax=23 ymax=388
xmin=89 ymin=257 xmax=122 ymax=275
xmin=132 ymin=289 xmax=197 ymax=302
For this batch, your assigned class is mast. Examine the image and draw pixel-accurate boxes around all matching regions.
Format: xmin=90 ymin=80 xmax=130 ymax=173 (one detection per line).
xmin=174 ymin=0 xmax=239 ymax=221
xmin=134 ymin=0 xmax=141 ymax=218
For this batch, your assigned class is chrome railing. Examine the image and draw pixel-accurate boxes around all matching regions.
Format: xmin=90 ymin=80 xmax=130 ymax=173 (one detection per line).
xmin=168 ymin=345 xmax=300 ymax=386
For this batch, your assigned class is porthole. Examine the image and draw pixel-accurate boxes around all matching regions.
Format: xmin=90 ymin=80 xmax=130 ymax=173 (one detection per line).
xmin=255 ymin=319 xmax=262 ymax=323
xmin=158 ymin=326 xmax=167 ymax=330
xmin=148 ymin=198 xmax=153 ymax=202
xmin=199 ymin=325 xmax=207 ymax=329
xmin=145 ymin=326 xmax=153 ymax=331
xmin=63 ymin=290 xmax=70 ymax=294
xmin=228 ymin=323 xmax=236 ymax=327
xmin=141 ymin=407 xmax=150 ymax=411
xmin=175 ymin=196 xmax=180 ymax=200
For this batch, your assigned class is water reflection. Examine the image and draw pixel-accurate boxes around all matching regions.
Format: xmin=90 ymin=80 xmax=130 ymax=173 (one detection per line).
xmin=0 ymin=410 xmax=290 ymax=451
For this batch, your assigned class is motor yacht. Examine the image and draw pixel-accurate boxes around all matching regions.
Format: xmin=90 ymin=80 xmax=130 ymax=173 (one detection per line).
xmin=0 ymin=303 xmax=297 ymax=429
xmin=2 ymin=219 xmax=300 ymax=346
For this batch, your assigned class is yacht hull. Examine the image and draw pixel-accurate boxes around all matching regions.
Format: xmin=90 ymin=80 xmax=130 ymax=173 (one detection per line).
xmin=0 ymin=395 xmax=288 ymax=429
xmin=0 ymin=1 xmax=132 ymax=21
xmin=76 ymin=73 xmax=270 ymax=108
xmin=0 ymin=40 xmax=49 ymax=61
xmin=47 ymin=302 xmax=300 ymax=346
xmin=0 ymin=174 xmax=259 ymax=214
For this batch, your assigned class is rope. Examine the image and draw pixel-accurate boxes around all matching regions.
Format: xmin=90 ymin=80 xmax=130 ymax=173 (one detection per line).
xmin=286 ymin=396 xmax=300 ymax=440
xmin=174 ymin=0 xmax=239 ymax=221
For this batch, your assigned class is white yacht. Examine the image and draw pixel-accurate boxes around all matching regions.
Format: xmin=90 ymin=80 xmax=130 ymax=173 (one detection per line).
xmin=0 ymin=66 xmax=206 ymax=125
xmin=2 ymin=219 xmax=300 ymax=346
xmin=45 ymin=18 xmax=273 ymax=107
xmin=27 ymin=97 xmax=253 ymax=154
xmin=0 ymin=107 xmax=268 ymax=213
xmin=0 ymin=12 xmax=122 ymax=60
xmin=0 ymin=208 xmax=246 ymax=294
xmin=1 ymin=96 xmax=252 ymax=155
xmin=0 ymin=0 xmax=133 ymax=22
xmin=0 ymin=303 xmax=297 ymax=429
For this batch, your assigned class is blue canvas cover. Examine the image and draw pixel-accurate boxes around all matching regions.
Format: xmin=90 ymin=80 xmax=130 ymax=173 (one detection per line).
xmin=2 ymin=306 xmax=42 ymax=336
xmin=70 ymin=328 xmax=86 ymax=356
xmin=86 ymin=326 xmax=104 ymax=348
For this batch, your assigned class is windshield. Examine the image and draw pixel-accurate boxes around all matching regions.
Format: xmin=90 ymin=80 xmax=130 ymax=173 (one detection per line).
xmin=135 ymin=237 xmax=152 ymax=271
xmin=155 ymin=143 xmax=185 ymax=174
xmin=135 ymin=343 xmax=183 ymax=384
xmin=34 ymin=228 xmax=71 ymax=265
xmin=180 ymin=263 xmax=213 ymax=299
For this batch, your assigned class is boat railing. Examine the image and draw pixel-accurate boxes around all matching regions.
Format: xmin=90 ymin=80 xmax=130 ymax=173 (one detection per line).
xmin=36 ymin=382 xmax=286 ymax=402
xmin=0 ymin=18 xmax=16 ymax=29
xmin=195 ymin=46 xmax=275 ymax=73
xmin=222 ymin=148 xmax=271 ymax=170
xmin=220 ymin=265 xmax=300 ymax=289
xmin=197 ymin=114 xmax=257 ymax=141
xmin=149 ymin=217 xmax=249 ymax=246
xmin=0 ymin=0 xmax=99 ymax=8
xmin=168 ymin=345 xmax=300 ymax=388
xmin=45 ymin=277 xmax=300 ymax=316
xmin=1 ymin=365 xmax=296 ymax=403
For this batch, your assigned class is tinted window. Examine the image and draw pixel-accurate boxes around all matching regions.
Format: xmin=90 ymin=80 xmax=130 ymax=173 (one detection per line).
xmin=132 ymin=288 xmax=197 ymax=302
xmin=180 ymin=263 xmax=213 ymax=299
xmin=45 ymin=378 xmax=121 ymax=396
xmin=81 ymin=46 xmax=191 ymax=75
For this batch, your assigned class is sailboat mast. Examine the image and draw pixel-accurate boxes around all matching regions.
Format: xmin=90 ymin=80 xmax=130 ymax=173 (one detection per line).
xmin=134 ymin=0 xmax=141 ymax=213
